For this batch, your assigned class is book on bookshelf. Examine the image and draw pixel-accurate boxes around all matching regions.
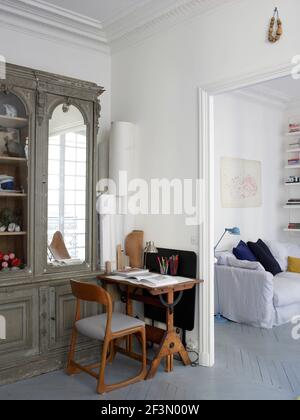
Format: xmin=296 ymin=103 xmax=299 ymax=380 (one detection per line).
xmin=288 ymin=224 xmax=300 ymax=229
xmin=289 ymin=123 xmax=300 ymax=133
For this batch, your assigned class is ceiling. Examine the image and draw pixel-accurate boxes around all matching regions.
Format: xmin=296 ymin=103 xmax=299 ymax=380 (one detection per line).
xmin=44 ymin=0 xmax=151 ymax=24
xmin=234 ymin=75 xmax=300 ymax=108
xmin=261 ymin=76 xmax=300 ymax=102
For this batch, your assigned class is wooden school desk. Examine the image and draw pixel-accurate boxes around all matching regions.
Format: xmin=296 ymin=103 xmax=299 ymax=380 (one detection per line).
xmin=97 ymin=274 xmax=202 ymax=379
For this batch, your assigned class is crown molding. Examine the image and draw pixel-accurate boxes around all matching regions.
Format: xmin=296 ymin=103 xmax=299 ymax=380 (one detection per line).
xmin=105 ymin=0 xmax=237 ymax=53
xmin=0 ymin=0 xmax=238 ymax=54
xmin=0 ymin=0 xmax=109 ymax=53
xmin=101 ymin=0 xmax=152 ymax=29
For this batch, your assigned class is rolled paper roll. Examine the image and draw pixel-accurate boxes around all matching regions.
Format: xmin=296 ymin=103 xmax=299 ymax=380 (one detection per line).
xmin=105 ymin=261 xmax=112 ymax=275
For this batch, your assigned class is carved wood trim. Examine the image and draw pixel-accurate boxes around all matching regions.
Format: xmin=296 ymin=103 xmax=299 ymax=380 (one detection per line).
xmin=0 ymin=82 xmax=13 ymax=94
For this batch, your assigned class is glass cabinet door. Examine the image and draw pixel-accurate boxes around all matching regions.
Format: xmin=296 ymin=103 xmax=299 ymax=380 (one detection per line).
xmin=0 ymin=91 xmax=31 ymax=275
xmin=48 ymin=105 xmax=87 ymax=264
xmin=36 ymin=94 xmax=95 ymax=275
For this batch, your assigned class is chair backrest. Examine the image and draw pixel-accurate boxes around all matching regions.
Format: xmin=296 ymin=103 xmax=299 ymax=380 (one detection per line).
xmin=49 ymin=231 xmax=71 ymax=261
xmin=70 ymin=281 xmax=113 ymax=337
xmin=70 ymin=280 xmax=112 ymax=307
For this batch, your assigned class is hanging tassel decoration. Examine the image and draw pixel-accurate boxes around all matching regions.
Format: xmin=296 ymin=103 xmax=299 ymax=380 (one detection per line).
xmin=268 ymin=7 xmax=283 ymax=43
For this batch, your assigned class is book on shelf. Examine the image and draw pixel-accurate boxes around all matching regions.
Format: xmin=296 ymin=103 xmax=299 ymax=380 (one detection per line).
xmin=288 ymin=223 xmax=300 ymax=228
xmin=289 ymin=123 xmax=300 ymax=133
xmin=285 ymin=181 xmax=300 ymax=184
xmin=286 ymin=199 xmax=300 ymax=205
xmin=288 ymin=159 xmax=300 ymax=165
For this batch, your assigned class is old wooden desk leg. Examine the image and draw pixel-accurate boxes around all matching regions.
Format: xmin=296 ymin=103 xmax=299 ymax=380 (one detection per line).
xmin=147 ymin=290 xmax=192 ymax=380
xmin=165 ymin=291 xmax=174 ymax=373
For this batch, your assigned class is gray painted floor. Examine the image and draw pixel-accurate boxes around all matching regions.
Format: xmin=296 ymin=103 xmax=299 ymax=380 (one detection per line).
xmin=0 ymin=321 xmax=299 ymax=400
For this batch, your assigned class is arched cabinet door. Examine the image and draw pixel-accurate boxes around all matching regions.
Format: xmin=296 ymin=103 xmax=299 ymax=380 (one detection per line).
xmin=0 ymin=87 xmax=35 ymax=281
xmin=35 ymin=93 xmax=97 ymax=277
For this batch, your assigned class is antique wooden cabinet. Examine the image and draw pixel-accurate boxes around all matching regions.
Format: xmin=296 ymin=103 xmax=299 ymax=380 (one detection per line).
xmin=0 ymin=64 xmax=104 ymax=384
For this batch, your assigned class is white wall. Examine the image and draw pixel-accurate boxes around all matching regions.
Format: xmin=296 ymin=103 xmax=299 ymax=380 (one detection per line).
xmin=111 ymin=0 xmax=300 ymax=252
xmin=214 ymin=92 xmax=285 ymax=251
xmin=0 ymin=25 xmax=111 ymax=177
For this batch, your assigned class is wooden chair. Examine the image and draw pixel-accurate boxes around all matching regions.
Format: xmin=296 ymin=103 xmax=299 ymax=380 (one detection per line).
xmin=48 ymin=231 xmax=71 ymax=261
xmin=67 ymin=280 xmax=147 ymax=394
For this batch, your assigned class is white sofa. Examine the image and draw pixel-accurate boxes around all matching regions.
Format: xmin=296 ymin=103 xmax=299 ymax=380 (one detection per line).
xmin=215 ymin=241 xmax=300 ymax=328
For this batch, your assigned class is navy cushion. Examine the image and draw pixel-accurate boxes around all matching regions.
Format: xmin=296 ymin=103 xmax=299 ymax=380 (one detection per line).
xmin=247 ymin=240 xmax=282 ymax=276
xmin=233 ymin=241 xmax=257 ymax=262
xmin=257 ymin=239 xmax=274 ymax=258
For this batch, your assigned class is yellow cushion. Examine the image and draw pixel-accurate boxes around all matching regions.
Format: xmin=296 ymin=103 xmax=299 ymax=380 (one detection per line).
xmin=288 ymin=257 xmax=300 ymax=273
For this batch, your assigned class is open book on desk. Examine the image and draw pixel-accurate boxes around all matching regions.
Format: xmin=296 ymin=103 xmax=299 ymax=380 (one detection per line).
xmin=111 ymin=273 xmax=179 ymax=288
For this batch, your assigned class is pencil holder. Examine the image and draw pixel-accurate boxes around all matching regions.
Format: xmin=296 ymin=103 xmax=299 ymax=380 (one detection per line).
xmin=169 ymin=255 xmax=179 ymax=276
xmin=157 ymin=256 xmax=169 ymax=275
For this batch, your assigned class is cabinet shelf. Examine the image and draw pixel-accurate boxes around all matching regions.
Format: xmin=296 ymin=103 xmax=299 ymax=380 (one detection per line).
xmin=0 ymin=192 xmax=27 ymax=198
xmin=0 ymin=232 xmax=27 ymax=237
xmin=284 ymin=205 xmax=300 ymax=209
xmin=0 ymin=115 xmax=28 ymax=129
xmin=284 ymin=228 xmax=300 ymax=232
xmin=0 ymin=156 xmax=27 ymax=165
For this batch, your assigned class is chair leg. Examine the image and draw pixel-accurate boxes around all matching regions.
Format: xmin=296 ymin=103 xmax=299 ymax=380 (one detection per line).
xmin=97 ymin=327 xmax=147 ymax=395
xmin=107 ymin=340 xmax=116 ymax=364
xmin=97 ymin=339 xmax=110 ymax=395
xmin=66 ymin=327 xmax=79 ymax=375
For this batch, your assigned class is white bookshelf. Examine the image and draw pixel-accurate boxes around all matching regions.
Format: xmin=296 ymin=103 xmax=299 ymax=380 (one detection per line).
xmin=285 ymin=165 xmax=300 ymax=169
xmin=287 ymin=148 xmax=300 ymax=153
xmin=285 ymin=128 xmax=300 ymax=233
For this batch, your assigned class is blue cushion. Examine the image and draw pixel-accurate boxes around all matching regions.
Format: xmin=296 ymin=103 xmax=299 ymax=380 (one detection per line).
xmin=247 ymin=240 xmax=282 ymax=276
xmin=233 ymin=241 xmax=257 ymax=262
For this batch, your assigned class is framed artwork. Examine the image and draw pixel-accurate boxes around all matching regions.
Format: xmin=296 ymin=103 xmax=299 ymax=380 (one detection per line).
xmin=221 ymin=157 xmax=262 ymax=208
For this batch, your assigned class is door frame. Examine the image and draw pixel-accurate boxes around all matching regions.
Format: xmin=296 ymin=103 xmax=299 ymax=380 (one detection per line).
xmin=197 ymin=62 xmax=293 ymax=367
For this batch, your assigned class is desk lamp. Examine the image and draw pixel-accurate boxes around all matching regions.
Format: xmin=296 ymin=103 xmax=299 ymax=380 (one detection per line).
xmin=143 ymin=242 xmax=158 ymax=269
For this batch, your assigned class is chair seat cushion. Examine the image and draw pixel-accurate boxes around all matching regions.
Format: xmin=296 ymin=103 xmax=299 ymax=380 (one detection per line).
xmin=75 ymin=313 xmax=145 ymax=341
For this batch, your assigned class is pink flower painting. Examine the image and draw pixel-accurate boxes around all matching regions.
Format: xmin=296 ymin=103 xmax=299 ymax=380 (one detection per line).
xmin=221 ymin=158 xmax=262 ymax=208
